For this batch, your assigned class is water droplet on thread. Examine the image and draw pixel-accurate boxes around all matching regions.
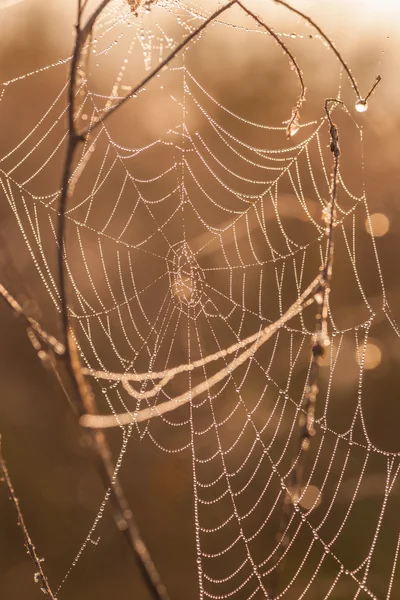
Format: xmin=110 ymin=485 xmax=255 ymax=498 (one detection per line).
xmin=355 ymin=99 xmax=368 ymax=113
xmin=288 ymin=119 xmax=300 ymax=137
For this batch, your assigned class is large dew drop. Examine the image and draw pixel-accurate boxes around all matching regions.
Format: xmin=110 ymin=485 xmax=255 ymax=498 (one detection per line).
xmin=355 ymin=98 xmax=368 ymax=113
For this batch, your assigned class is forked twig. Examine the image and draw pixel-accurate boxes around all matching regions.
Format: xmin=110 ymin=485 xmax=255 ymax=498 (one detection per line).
xmin=0 ymin=436 xmax=57 ymax=599
xmin=274 ymin=0 xmax=381 ymax=107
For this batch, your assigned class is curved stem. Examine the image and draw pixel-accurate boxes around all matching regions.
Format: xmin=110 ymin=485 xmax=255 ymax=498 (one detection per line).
xmin=57 ymin=4 xmax=170 ymax=600
xmin=237 ymin=0 xmax=306 ymax=137
xmin=274 ymin=0 xmax=360 ymax=98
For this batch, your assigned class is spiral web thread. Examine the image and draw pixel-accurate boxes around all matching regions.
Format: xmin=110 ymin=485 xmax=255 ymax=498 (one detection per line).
xmin=1 ymin=1 xmax=400 ymax=598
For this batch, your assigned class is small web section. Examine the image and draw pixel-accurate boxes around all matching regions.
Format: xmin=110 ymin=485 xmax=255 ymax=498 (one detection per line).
xmin=1 ymin=1 xmax=400 ymax=599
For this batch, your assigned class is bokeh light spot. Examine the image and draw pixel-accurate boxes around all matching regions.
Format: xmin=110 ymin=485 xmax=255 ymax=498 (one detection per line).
xmin=357 ymin=341 xmax=382 ymax=370
xmin=298 ymin=485 xmax=322 ymax=510
xmin=365 ymin=213 xmax=390 ymax=237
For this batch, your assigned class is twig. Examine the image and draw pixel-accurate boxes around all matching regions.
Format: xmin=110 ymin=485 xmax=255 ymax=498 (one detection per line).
xmin=274 ymin=0 xmax=360 ymax=99
xmin=56 ymin=3 xmax=170 ymax=599
xmin=67 ymin=333 xmax=170 ymax=600
xmin=364 ymin=75 xmax=382 ymax=103
xmin=236 ymin=0 xmax=306 ymax=137
xmin=267 ymin=100 xmax=342 ymax=596
xmin=0 ymin=282 xmax=65 ymax=356
xmin=0 ymin=436 xmax=57 ymax=599
xmin=58 ymin=0 xmax=117 ymax=345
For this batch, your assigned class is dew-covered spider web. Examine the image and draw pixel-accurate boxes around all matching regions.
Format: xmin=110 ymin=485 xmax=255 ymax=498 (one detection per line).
xmin=1 ymin=1 xmax=400 ymax=599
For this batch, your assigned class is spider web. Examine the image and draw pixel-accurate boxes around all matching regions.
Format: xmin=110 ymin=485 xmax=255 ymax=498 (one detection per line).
xmin=1 ymin=1 xmax=400 ymax=599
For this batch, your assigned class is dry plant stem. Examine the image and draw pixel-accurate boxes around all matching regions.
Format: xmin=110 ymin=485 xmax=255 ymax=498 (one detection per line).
xmin=237 ymin=0 xmax=305 ymax=93
xmin=268 ymin=102 xmax=341 ymax=597
xmin=274 ymin=0 xmax=360 ymax=98
xmin=57 ymin=3 xmax=170 ymax=600
xmin=236 ymin=0 xmax=305 ymax=136
xmin=364 ymin=75 xmax=382 ymax=102
xmin=68 ymin=335 xmax=170 ymax=600
xmin=0 ymin=282 xmax=64 ymax=355
xmin=0 ymin=437 xmax=57 ymax=599
xmin=58 ymin=1 xmax=112 ymax=345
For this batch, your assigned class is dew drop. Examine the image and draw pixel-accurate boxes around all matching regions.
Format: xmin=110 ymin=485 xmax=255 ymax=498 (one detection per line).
xmin=355 ymin=99 xmax=368 ymax=113
xmin=288 ymin=120 xmax=300 ymax=137
xmin=314 ymin=292 xmax=323 ymax=305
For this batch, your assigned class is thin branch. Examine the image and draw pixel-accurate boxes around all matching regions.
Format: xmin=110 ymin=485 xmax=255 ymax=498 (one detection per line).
xmin=58 ymin=2 xmax=115 ymax=344
xmin=80 ymin=0 xmax=114 ymax=46
xmin=0 ymin=282 xmax=65 ymax=356
xmin=236 ymin=0 xmax=306 ymax=137
xmin=267 ymin=100 xmax=342 ymax=597
xmin=364 ymin=75 xmax=382 ymax=103
xmin=0 ymin=436 xmax=57 ymax=600
xmin=274 ymin=0 xmax=360 ymax=99
xmin=66 ymin=333 xmax=170 ymax=600
xmin=56 ymin=3 xmax=170 ymax=599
